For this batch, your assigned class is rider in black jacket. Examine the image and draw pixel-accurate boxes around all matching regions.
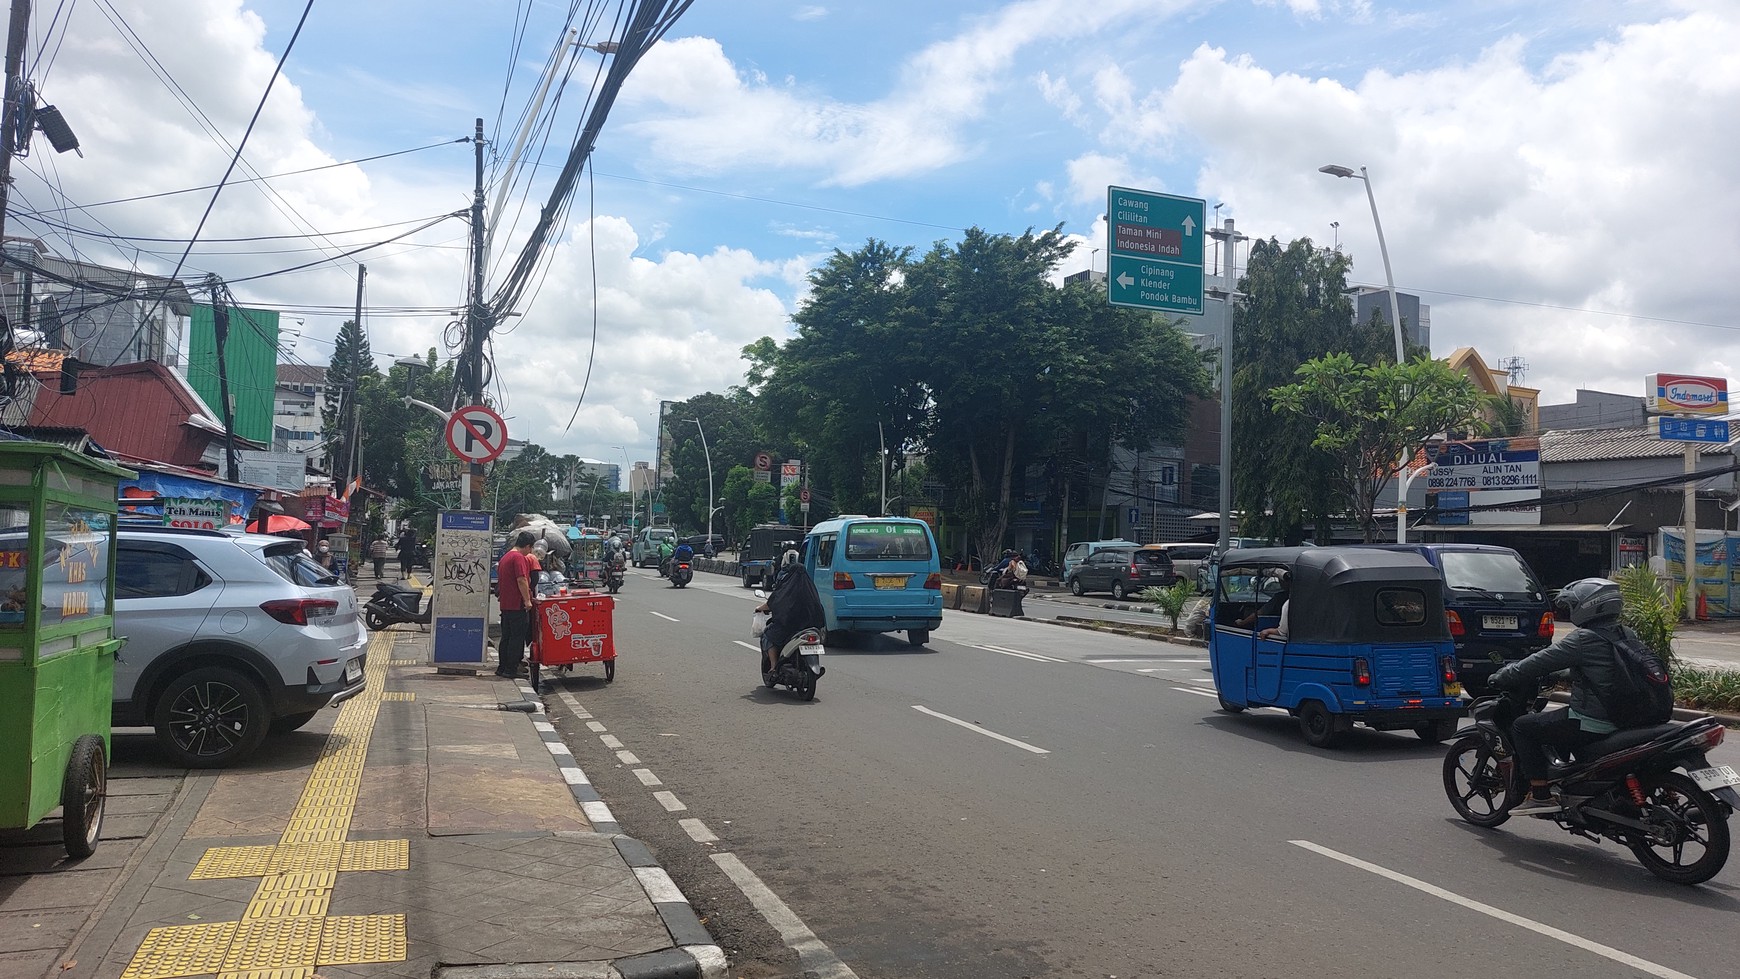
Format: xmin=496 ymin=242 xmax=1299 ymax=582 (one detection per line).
xmin=1489 ymin=577 xmax=1646 ymax=815
xmin=755 ymin=550 xmax=826 ymax=674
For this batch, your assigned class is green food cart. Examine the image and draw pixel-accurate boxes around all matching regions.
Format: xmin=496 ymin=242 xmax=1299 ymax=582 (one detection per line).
xmin=0 ymin=442 xmax=130 ymax=858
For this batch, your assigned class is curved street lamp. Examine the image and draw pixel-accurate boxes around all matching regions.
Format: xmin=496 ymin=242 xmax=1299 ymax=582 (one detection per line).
xmin=689 ymin=419 xmax=715 ymax=544
xmin=1319 ymin=164 xmax=1404 ymax=363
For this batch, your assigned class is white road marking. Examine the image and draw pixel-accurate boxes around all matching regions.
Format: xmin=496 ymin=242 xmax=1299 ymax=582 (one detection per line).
xmin=680 ymin=818 xmax=719 ymax=843
xmin=911 ymin=705 xmax=1050 ymax=754
xmin=971 ymin=643 xmax=1065 ymax=663
xmin=649 ymin=610 xmax=680 ymax=622
xmin=1182 ymin=676 xmax=1214 ymax=684
xmin=713 ymin=852 xmax=861 ymax=979
xmin=654 ymin=790 xmax=689 ymax=812
xmin=733 ymin=640 xmax=761 ymax=652
xmin=1290 ymin=841 xmax=1698 ymax=979
xmin=586 ymin=720 xmax=607 ymax=733
xmin=616 ymin=750 xmax=641 ymax=765
xmin=633 ymin=768 xmax=663 ymax=786
xmin=1172 ymin=687 xmax=1219 ymax=699
xmin=600 ymin=734 xmax=624 ymax=749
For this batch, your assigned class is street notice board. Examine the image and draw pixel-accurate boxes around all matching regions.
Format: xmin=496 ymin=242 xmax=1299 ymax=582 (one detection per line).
xmin=1106 ymin=185 xmax=1206 ymax=315
xmin=432 ymin=510 xmax=493 ymax=666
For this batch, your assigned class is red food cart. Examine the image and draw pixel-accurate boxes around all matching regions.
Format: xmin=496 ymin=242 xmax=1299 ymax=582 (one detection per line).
xmin=530 ymin=589 xmax=616 ymax=684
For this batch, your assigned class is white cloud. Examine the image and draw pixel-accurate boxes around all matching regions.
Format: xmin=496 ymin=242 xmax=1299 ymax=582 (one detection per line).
xmin=793 ymin=5 xmax=828 ymax=21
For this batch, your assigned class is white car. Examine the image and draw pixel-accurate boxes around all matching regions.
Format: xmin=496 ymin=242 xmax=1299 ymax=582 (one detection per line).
xmin=107 ymin=527 xmax=369 ymax=767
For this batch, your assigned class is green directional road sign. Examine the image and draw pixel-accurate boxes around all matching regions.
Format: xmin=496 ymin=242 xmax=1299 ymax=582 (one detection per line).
xmin=1106 ymin=185 xmax=1206 ymax=315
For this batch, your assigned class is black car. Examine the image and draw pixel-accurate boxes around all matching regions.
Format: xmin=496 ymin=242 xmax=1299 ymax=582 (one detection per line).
xmin=679 ymin=533 xmax=726 ymax=554
xmin=1375 ymin=544 xmax=1551 ymax=694
xmin=1066 ymin=547 xmax=1176 ymax=599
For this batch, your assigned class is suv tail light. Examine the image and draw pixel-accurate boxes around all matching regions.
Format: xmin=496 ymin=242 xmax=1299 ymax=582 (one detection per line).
xmin=833 ymin=572 xmax=855 ymax=590
xmin=1445 ymin=610 xmax=1465 ymax=637
xmin=261 ymin=598 xmax=338 ymax=626
xmin=1352 ymin=656 xmax=1372 ymax=687
xmin=1129 ymin=564 xmax=1141 ymax=578
xmin=923 ymin=572 xmax=941 ymax=589
xmin=1537 ymin=612 xmax=1554 ymax=637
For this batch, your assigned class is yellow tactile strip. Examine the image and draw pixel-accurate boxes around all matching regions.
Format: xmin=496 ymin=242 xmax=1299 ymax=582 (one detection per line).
xmin=120 ymin=635 xmax=410 ymax=979
xmin=381 ymin=691 xmax=415 ymax=701
xmin=389 ymin=659 xmax=419 ymax=666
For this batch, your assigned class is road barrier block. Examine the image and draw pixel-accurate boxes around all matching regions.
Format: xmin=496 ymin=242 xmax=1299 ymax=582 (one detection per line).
xmin=940 ymin=582 xmax=961 ymax=609
xmin=960 ymin=584 xmax=989 ymax=613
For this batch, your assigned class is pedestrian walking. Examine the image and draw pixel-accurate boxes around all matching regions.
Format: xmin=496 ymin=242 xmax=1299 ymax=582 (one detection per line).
xmin=496 ymin=531 xmax=537 ymax=679
xmin=314 ymin=540 xmax=335 ymax=570
xmin=396 ymin=527 xmax=418 ymax=579
xmin=369 ymin=534 xmax=389 ymax=578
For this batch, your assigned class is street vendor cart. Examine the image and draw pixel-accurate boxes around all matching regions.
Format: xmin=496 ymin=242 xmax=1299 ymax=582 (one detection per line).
xmin=529 ymin=587 xmax=616 ymax=686
xmin=566 ymin=528 xmax=606 ymax=588
xmin=0 ymin=443 xmax=131 ymax=858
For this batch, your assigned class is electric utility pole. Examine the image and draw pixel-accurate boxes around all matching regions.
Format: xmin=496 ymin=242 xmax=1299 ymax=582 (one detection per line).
xmin=205 ymin=276 xmax=240 ymax=485
xmin=462 ymin=117 xmax=488 ymax=511
xmin=347 ymin=264 xmax=366 ymax=490
xmin=0 ymin=0 xmax=31 ymax=246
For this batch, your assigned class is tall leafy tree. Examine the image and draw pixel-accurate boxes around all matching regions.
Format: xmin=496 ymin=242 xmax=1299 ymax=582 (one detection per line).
xmin=662 ymin=391 xmax=763 ymax=531
xmin=1231 ymin=238 xmax=1392 ymax=543
xmin=488 ymin=444 xmax=558 ymax=525
xmin=1270 ymin=353 xmax=1488 ymax=541
xmin=322 ymin=318 xmax=377 ymax=482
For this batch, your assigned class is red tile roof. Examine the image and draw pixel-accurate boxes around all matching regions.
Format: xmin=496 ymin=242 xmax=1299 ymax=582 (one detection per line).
xmin=24 ymin=361 xmax=247 ymax=468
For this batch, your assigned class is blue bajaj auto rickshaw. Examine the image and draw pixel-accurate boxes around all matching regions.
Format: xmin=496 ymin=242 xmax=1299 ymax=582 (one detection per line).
xmin=1209 ymin=547 xmax=1464 ymax=748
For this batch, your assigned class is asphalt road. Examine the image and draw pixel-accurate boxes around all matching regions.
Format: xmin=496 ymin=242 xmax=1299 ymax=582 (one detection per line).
xmin=540 ymin=568 xmax=1740 ymax=979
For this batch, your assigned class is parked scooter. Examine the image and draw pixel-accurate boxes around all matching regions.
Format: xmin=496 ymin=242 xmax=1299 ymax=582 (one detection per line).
xmin=669 ymin=561 xmax=692 ymax=588
xmin=364 ymin=581 xmax=431 ymax=631
xmin=753 ymin=589 xmax=824 ymax=700
xmin=1445 ymin=680 xmax=1740 ymax=884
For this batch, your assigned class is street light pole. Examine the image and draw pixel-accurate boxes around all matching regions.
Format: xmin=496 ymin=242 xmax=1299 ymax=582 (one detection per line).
xmin=1322 ymin=163 xmax=1412 ymax=541
xmin=689 ymin=419 xmax=714 ymax=542
xmin=613 ymin=446 xmax=636 ymax=537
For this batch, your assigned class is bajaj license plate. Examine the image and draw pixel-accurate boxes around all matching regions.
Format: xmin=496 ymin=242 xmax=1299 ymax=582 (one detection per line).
xmin=800 ymin=644 xmax=825 ymax=656
xmin=344 ymin=658 xmax=363 ymax=683
xmin=1689 ymin=765 xmax=1740 ymax=791
xmin=1482 ymin=614 xmax=1519 ymax=631
xmin=870 ymin=575 xmax=909 ymax=590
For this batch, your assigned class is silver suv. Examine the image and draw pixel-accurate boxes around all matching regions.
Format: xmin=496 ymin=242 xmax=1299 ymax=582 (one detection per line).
xmin=109 ymin=527 xmax=368 ymax=767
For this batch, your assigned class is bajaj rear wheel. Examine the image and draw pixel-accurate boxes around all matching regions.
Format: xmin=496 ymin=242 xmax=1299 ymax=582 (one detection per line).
xmin=1443 ymin=733 xmax=1517 ymax=828
xmin=1628 ymin=771 xmax=1731 ymax=885
xmin=1298 ymin=701 xmax=1342 ymax=749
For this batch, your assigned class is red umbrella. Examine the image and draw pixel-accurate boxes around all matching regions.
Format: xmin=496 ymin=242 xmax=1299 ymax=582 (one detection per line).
xmin=247 ymin=514 xmax=312 ymax=534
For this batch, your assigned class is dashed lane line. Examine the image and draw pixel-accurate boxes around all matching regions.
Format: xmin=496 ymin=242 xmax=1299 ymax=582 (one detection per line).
xmin=680 ymin=818 xmax=719 ymax=844
xmin=1172 ymin=687 xmax=1219 ymax=699
xmin=971 ymin=643 xmax=1065 ymax=663
xmin=713 ymin=853 xmax=861 ymax=979
xmin=1290 ymin=840 xmax=1699 ymax=979
xmin=654 ymin=790 xmax=689 ymax=812
xmin=601 ymin=734 xmax=624 ymax=749
xmin=649 ymin=610 xmax=680 ymax=622
xmin=617 ymin=750 xmax=642 ymax=764
xmin=634 ymin=769 xmax=664 ymax=786
xmin=911 ymin=705 xmax=1050 ymax=755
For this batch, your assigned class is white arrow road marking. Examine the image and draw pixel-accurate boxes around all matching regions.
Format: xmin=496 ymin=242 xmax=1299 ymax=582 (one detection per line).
xmin=1116 ymin=271 xmax=1135 ymax=288
xmin=1290 ymin=840 xmax=1698 ymax=979
xmin=911 ymin=705 xmax=1050 ymax=754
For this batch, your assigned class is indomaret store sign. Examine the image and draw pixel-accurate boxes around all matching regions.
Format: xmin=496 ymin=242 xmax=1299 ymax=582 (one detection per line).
xmin=1426 ymin=437 xmax=1541 ymax=525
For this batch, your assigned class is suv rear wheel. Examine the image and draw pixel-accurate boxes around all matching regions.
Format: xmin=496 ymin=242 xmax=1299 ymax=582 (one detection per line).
xmin=153 ymin=666 xmax=270 ymax=768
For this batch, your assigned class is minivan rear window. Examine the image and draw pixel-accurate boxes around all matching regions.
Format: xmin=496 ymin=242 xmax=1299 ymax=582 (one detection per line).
xmin=1439 ymin=551 xmax=1537 ymax=594
xmin=844 ymin=522 xmax=933 ymax=561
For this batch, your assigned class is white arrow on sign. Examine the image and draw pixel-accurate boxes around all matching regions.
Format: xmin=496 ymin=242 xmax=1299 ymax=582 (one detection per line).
xmin=1116 ymin=271 xmax=1135 ymax=289
xmin=1182 ymin=215 xmax=1196 ymax=236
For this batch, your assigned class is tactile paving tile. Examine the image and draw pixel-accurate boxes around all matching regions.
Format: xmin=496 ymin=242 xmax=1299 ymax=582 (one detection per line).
xmin=338 ymin=838 xmax=410 ymax=872
xmin=381 ymin=691 xmax=416 ymax=701
xmin=220 ymin=916 xmax=324 ymax=971
xmin=216 ymin=968 xmax=315 ymax=979
xmin=389 ymin=658 xmax=420 ymax=666
xmin=120 ymin=921 xmax=239 ymax=979
xmin=318 ymin=913 xmax=408 ymax=965
xmin=190 ymin=845 xmax=279 ymax=879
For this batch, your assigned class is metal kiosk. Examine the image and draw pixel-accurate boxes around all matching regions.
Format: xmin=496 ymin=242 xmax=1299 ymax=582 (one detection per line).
xmin=0 ymin=443 xmax=131 ymax=857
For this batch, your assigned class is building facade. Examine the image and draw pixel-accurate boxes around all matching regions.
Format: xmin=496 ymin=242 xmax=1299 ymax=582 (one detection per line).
xmin=272 ymin=364 xmax=327 ymax=456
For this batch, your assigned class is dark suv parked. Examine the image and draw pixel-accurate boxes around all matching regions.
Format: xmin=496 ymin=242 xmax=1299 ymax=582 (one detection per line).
xmin=1067 ymin=547 xmax=1176 ymax=599
xmin=1375 ymin=543 xmax=1551 ymax=694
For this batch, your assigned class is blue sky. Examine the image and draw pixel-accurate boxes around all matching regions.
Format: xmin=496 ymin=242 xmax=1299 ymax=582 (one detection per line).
xmin=13 ymin=0 xmax=1739 ymax=470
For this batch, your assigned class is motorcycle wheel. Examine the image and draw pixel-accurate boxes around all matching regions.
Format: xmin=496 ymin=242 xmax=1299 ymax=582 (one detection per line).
xmin=799 ymin=671 xmax=818 ymax=702
xmin=1627 ymin=771 xmax=1731 ymax=885
xmin=364 ymin=608 xmax=389 ymax=631
xmin=1442 ymin=733 xmax=1517 ymax=828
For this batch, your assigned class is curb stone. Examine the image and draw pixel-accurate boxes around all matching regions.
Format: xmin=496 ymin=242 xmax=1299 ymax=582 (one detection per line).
xmin=1025 ymin=615 xmax=1209 ymax=647
xmin=485 ymin=681 xmax=726 ymax=979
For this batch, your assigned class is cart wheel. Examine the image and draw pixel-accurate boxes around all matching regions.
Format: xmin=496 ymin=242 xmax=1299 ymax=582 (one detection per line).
xmin=62 ymin=735 xmax=106 ymax=859
xmin=604 ymin=659 xmax=616 ymax=682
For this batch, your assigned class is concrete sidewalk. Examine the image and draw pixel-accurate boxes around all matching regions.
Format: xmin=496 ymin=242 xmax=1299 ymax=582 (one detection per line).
xmin=0 ymin=625 xmax=723 ymax=979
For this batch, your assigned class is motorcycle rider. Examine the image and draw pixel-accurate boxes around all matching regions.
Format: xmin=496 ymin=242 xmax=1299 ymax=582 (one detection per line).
xmin=657 ymin=536 xmax=675 ymax=577
xmin=755 ymin=549 xmax=826 ymax=676
xmin=1488 ymin=578 xmax=1653 ymax=816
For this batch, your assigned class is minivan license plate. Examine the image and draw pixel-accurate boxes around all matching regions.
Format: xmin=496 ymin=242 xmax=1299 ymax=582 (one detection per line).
xmin=871 ymin=575 xmax=908 ymax=590
xmin=1689 ymin=765 xmax=1740 ymax=791
xmin=345 ymin=658 xmax=363 ymax=683
xmin=1483 ymin=614 xmax=1519 ymax=631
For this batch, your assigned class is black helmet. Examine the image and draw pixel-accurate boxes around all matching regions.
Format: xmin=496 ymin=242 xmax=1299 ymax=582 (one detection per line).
xmin=1554 ymin=577 xmax=1623 ymax=627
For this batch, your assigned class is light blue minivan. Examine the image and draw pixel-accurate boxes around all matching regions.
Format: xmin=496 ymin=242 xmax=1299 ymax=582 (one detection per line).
xmin=803 ymin=516 xmax=943 ymax=646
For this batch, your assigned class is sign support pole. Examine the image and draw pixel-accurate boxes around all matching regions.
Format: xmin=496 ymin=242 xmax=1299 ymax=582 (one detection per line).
xmin=1684 ymin=439 xmax=1698 ymax=622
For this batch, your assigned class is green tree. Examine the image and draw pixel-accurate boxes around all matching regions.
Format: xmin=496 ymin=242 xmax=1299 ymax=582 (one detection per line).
xmin=661 ymin=391 xmax=764 ymax=532
xmin=721 ymin=464 xmax=779 ymax=545
xmin=322 ymin=318 xmax=377 ymax=485
xmin=1270 ymin=353 xmax=1488 ymax=541
xmin=1232 ymin=238 xmax=1394 ymax=543
xmin=488 ymin=444 xmax=558 ymax=525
